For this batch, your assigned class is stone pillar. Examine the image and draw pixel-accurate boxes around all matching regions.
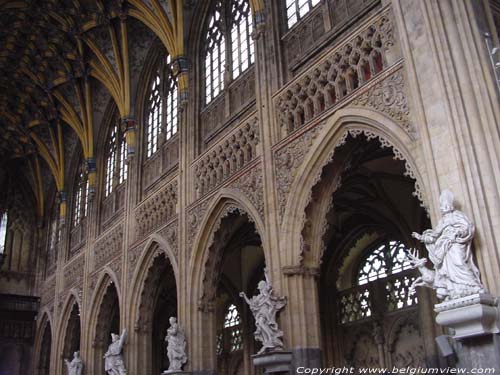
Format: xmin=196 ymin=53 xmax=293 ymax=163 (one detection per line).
xmin=121 ymin=117 xmax=137 ymax=157
xmin=434 ymin=293 xmax=500 ymax=370
xmin=85 ymin=158 xmax=96 ymax=198
xmin=282 ymin=266 xmax=322 ymax=373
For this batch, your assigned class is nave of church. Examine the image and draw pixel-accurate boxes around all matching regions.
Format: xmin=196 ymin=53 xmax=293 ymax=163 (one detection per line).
xmin=0 ymin=1 xmax=500 ymax=374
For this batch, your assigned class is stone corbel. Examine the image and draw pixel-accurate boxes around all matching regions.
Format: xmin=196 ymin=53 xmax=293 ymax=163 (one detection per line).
xmin=282 ymin=265 xmax=320 ymax=278
xmin=121 ymin=117 xmax=136 ymax=157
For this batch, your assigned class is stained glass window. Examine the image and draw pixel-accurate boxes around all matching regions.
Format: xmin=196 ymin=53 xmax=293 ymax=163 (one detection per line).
xmin=223 ymin=304 xmax=242 ymax=352
xmin=146 ymin=72 xmax=162 ymax=158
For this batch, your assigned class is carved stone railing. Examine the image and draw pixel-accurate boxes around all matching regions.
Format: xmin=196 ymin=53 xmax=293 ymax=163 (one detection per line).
xmin=193 ymin=115 xmax=260 ymax=198
xmin=338 ymin=269 xmax=417 ymax=325
xmin=135 ymin=179 xmax=178 ymax=240
xmin=93 ymin=223 xmax=124 ymax=271
xmin=282 ymin=0 xmax=380 ymax=74
xmin=275 ymin=7 xmax=398 ymax=139
xmin=142 ymin=135 xmax=179 ymax=193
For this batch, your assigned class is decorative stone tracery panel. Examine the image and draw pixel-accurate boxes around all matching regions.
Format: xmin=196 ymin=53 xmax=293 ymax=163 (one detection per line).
xmin=193 ymin=117 xmax=260 ymax=198
xmin=229 ymin=164 xmax=264 ymax=219
xmin=93 ymin=223 xmax=124 ymax=271
xmin=276 ymin=9 xmax=398 ymax=138
xmin=63 ymin=255 xmax=84 ymax=291
xmin=135 ymin=179 xmax=178 ymax=239
xmin=40 ymin=276 xmax=56 ymax=306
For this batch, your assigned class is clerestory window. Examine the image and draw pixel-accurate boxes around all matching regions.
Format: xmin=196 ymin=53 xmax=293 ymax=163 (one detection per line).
xmin=105 ymin=121 xmax=128 ymax=197
xmin=72 ymin=164 xmax=89 ymax=226
xmin=204 ymin=0 xmax=254 ymax=105
xmin=286 ymin=0 xmax=321 ymax=29
xmin=145 ymin=55 xmax=179 ymax=158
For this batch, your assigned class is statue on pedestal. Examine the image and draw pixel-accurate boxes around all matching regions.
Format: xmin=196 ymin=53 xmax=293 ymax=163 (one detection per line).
xmin=65 ymin=351 xmax=83 ymax=375
xmin=104 ymin=329 xmax=127 ymax=375
xmin=410 ymin=190 xmax=484 ymax=300
xmin=240 ymin=268 xmax=287 ymax=354
xmin=164 ymin=317 xmax=187 ymax=373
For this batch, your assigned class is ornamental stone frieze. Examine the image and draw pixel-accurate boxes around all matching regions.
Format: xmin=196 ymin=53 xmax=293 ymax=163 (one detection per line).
xmin=63 ymin=255 xmax=85 ymax=291
xmin=228 ymin=164 xmax=264 ymax=220
xmin=351 ymin=67 xmax=416 ymax=139
xmin=187 ymin=199 xmax=211 ymax=253
xmin=40 ymin=275 xmax=56 ymax=305
xmin=193 ymin=116 xmax=260 ymax=198
xmin=135 ymin=179 xmax=178 ymax=239
xmin=158 ymin=220 xmax=179 ymax=258
xmin=93 ymin=223 xmax=124 ymax=271
xmin=275 ymin=8 xmax=399 ymax=138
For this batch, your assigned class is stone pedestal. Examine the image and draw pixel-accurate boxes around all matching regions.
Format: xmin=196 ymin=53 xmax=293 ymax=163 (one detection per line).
xmin=162 ymin=371 xmax=191 ymax=375
xmin=252 ymin=351 xmax=293 ymax=374
xmin=434 ymin=293 xmax=500 ymax=370
xmin=435 ymin=293 xmax=499 ymax=339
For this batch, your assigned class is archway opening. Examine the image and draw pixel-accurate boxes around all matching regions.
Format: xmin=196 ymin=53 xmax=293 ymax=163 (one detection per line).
xmin=62 ymin=303 xmax=81 ymax=362
xmin=136 ymin=251 xmax=177 ymax=374
xmin=38 ymin=322 xmax=51 ymax=375
xmin=301 ymin=134 xmax=438 ymax=370
xmin=93 ymin=282 xmax=120 ymax=375
xmin=208 ymin=210 xmax=265 ymax=375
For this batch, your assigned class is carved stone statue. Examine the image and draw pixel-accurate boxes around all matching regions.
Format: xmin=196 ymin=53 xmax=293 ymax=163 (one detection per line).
xmin=411 ymin=190 xmax=484 ymax=300
xmin=104 ymin=329 xmax=127 ymax=375
xmin=240 ymin=268 xmax=287 ymax=354
xmin=65 ymin=351 xmax=83 ymax=375
xmin=164 ymin=317 xmax=187 ymax=373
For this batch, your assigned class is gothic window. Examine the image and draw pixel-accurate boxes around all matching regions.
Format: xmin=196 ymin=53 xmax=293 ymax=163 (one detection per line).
xmin=286 ymin=0 xmax=321 ymax=29
xmin=203 ymin=0 xmax=254 ymax=105
xmin=145 ymin=56 xmax=179 ymax=158
xmin=72 ymin=165 xmax=89 ymax=227
xmin=218 ymin=303 xmax=243 ymax=356
xmin=105 ymin=122 xmax=127 ymax=197
xmin=357 ymin=240 xmax=412 ymax=285
xmin=224 ymin=304 xmax=243 ymax=352
xmin=146 ymin=72 xmax=162 ymax=158
xmin=338 ymin=239 xmax=417 ymax=325
xmin=0 ymin=211 xmax=7 ymax=254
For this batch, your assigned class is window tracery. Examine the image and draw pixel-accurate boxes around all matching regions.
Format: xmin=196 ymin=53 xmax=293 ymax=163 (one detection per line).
xmin=72 ymin=165 xmax=89 ymax=227
xmin=218 ymin=303 xmax=243 ymax=356
xmin=105 ymin=121 xmax=127 ymax=197
xmin=286 ymin=0 xmax=321 ymax=29
xmin=339 ymin=239 xmax=417 ymax=324
xmin=203 ymin=0 xmax=254 ymax=105
xmin=145 ymin=56 xmax=179 ymax=159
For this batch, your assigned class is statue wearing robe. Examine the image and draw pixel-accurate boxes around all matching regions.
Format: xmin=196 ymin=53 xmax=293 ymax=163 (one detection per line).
xmin=412 ymin=190 xmax=484 ymax=300
xmin=65 ymin=351 xmax=83 ymax=375
xmin=165 ymin=317 xmax=188 ymax=372
xmin=104 ymin=329 xmax=127 ymax=375
xmin=240 ymin=269 xmax=287 ymax=354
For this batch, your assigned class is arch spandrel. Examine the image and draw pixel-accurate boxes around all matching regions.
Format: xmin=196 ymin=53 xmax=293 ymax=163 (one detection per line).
xmin=281 ymin=107 xmax=431 ymax=269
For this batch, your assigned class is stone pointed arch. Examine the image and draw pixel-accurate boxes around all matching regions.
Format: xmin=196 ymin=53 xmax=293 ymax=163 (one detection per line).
xmin=86 ymin=271 xmax=122 ymax=375
xmin=189 ymin=188 xmax=267 ymax=304
xmin=127 ymin=234 xmax=179 ymax=375
xmin=33 ymin=311 xmax=53 ymax=375
xmin=281 ymin=107 xmax=430 ymax=268
xmin=128 ymin=232 xmax=180 ymax=314
xmin=55 ymin=292 xmax=82 ymax=375
xmin=187 ymin=188 xmax=268 ymax=371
